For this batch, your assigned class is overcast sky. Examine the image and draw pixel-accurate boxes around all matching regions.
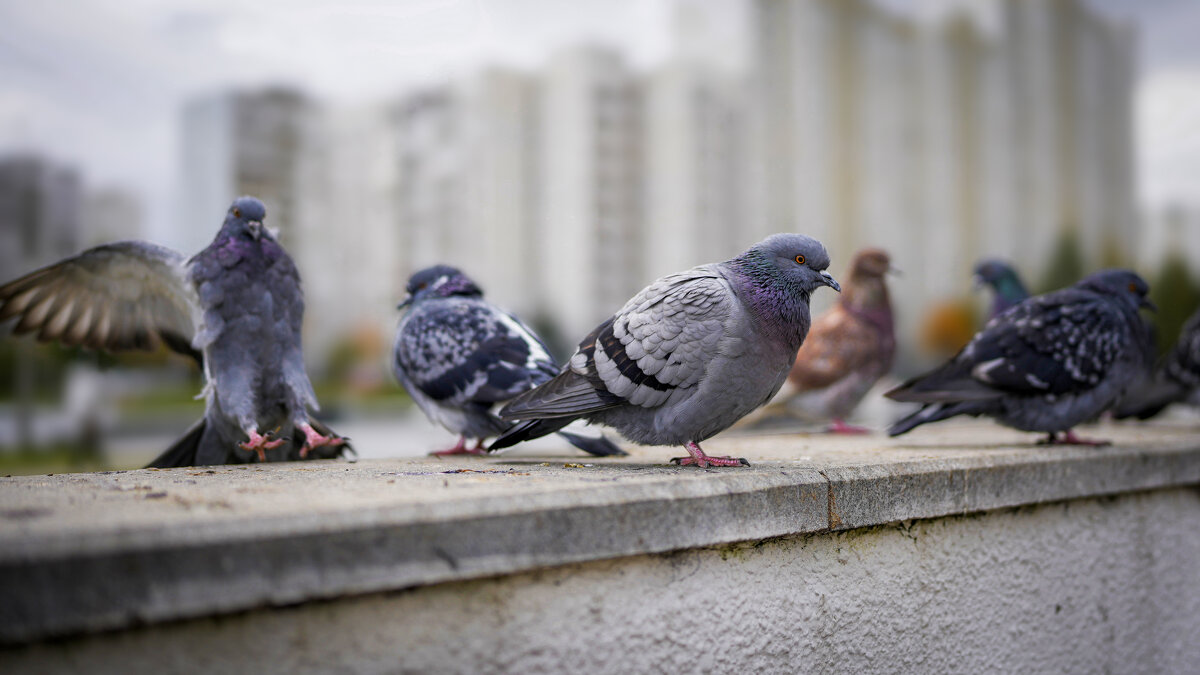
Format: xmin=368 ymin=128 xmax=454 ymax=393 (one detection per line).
xmin=0 ymin=0 xmax=1197 ymax=240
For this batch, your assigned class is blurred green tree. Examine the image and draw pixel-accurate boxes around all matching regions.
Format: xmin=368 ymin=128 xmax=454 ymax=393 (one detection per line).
xmin=1099 ymin=231 xmax=1127 ymax=269
xmin=1149 ymin=253 xmax=1200 ymax=358
xmin=1038 ymin=227 xmax=1086 ymax=293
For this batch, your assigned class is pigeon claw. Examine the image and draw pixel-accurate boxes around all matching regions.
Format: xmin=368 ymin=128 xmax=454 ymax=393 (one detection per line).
xmin=1039 ymin=430 xmax=1112 ymax=447
xmin=670 ymin=442 xmax=750 ymax=468
xmin=826 ymin=419 xmax=872 ymax=435
xmin=297 ymin=423 xmax=346 ymax=459
xmin=430 ymin=437 xmax=489 ymax=457
xmin=240 ymin=429 xmax=286 ymax=462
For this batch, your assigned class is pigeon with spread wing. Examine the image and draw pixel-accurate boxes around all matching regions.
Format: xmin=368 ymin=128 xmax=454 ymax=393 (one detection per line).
xmin=0 ymin=196 xmax=348 ymax=467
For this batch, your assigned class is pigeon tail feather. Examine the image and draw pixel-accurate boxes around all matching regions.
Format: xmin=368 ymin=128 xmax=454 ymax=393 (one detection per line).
xmin=884 ymin=365 xmax=1002 ymax=404
xmin=145 ymin=418 xmax=207 ymax=468
xmin=489 ymin=418 xmax=573 ymax=451
xmin=499 ymin=369 xmax=617 ymax=420
xmin=556 ymin=430 xmax=627 ymax=457
xmin=887 ymin=401 xmax=988 ymax=437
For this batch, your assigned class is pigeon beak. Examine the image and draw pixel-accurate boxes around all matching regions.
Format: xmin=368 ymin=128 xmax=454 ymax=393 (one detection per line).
xmin=820 ymin=270 xmax=841 ymax=292
xmin=248 ymin=221 xmax=263 ymax=241
xmin=397 ymin=297 xmax=413 ymax=310
xmin=972 ymin=274 xmax=985 ymax=290
xmin=1140 ymin=297 xmax=1157 ymax=312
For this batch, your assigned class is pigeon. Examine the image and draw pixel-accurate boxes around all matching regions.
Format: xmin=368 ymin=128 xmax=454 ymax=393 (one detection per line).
xmin=490 ymin=233 xmax=841 ymax=468
xmin=974 ymin=259 xmax=1030 ymax=319
xmin=0 ymin=196 xmax=349 ymax=467
xmin=1114 ymin=306 xmax=1200 ymax=419
xmin=886 ymin=269 xmax=1154 ymax=444
xmin=392 ymin=265 xmax=626 ymax=457
xmin=768 ymin=248 xmax=896 ymax=433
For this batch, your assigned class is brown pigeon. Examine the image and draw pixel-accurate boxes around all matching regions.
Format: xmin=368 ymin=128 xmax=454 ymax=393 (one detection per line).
xmin=768 ymin=248 xmax=896 ymax=433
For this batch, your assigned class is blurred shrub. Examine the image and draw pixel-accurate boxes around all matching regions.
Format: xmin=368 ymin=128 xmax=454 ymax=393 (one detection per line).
xmin=1038 ymin=228 xmax=1086 ymax=293
xmin=1149 ymin=253 xmax=1200 ymax=358
xmin=919 ymin=299 xmax=977 ymax=359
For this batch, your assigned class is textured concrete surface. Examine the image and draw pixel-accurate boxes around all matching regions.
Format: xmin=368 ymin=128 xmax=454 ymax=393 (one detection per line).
xmin=5 ymin=488 xmax=1199 ymax=674
xmin=1 ymin=420 xmax=1198 ymax=649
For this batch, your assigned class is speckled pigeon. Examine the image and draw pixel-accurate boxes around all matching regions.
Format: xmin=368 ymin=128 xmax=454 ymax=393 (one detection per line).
xmin=0 ymin=196 xmax=349 ymax=466
xmin=491 ymin=234 xmax=841 ymax=468
xmin=770 ymin=248 xmax=896 ymax=433
xmin=974 ymin=259 xmax=1030 ymax=319
xmin=886 ymin=269 xmax=1154 ymax=444
xmin=1115 ymin=306 xmax=1200 ymax=419
xmin=392 ymin=265 xmax=625 ymax=457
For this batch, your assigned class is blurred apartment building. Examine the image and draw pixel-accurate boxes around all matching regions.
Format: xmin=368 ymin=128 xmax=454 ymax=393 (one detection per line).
xmin=539 ymin=49 xmax=646 ymax=344
xmin=385 ymin=0 xmax=1135 ymax=346
xmin=389 ymin=46 xmax=750 ymax=347
xmin=391 ymin=70 xmax=542 ymax=323
xmin=179 ymin=0 xmax=1137 ymax=365
xmin=752 ymin=0 xmax=1135 ymax=341
xmin=180 ymin=88 xmax=319 ymax=255
xmin=81 ymin=188 xmax=143 ymax=247
xmin=181 ymin=87 xmax=369 ymax=363
xmin=0 ymin=156 xmax=82 ymax=282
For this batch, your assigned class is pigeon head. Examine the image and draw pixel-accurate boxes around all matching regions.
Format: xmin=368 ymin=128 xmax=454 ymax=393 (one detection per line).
xmin=842 ymin=248 xmax=894 ymax=317
xmin=973 ymin=258 xmax=1029 ymax=317
xmin=849 ymin=248 xmax=892 ymax=280
xmin=399 ymin=265 xmax=483 ymax=309
xmin=734 ymin=233 xmax=840 ymax=296
xmin=973 ymin=259 xmax=1014 ymax=284
xmin=1078 ymin=269 xmax=1155 ymax=312
xmin=221 ymin=196 xmax=270 ymax=242
xmin=726 ymin=234 xmax=839 ymax=341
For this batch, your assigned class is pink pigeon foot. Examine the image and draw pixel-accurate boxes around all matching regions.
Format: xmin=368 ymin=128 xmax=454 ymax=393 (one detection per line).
xmin=1038 ymin=430 xmax=1111 ymax=447
xmin=240 ymin=429 xmax=286 ymax=462
xmin=826 ymin=419 xmax=872 ymax=435
xmin=297 ymin=422 xmax=347 ymax=459
xmin=430 ymin=437 xmax=489 ymax=457
xmin=670 ymin=441 xmax=750 ymax=468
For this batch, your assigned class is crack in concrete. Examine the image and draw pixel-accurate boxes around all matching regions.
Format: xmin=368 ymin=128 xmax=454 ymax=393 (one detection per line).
xmin=815 ymin=469 xmax=841 ymax=530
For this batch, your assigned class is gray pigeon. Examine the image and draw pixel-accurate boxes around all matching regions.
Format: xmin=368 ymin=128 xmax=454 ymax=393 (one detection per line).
xmin=0 ymin=196 xmax=349 ymax=467
xmin=1115 ymin=306 xmax=1200 ymax=419
xmin=886 ymin=269 xmax=1154 ymax=444
xmin=491 ymin=234 xmax=841 ymax=467
xmin=392 ymin=265 xmax=625 ymax=457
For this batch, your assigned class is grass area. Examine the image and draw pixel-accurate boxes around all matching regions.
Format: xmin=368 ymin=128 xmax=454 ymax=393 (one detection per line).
xmin=0 ymin=444 xmax=114 ymax=477
xmin=319 ymin=387 xmax=413 ymax=416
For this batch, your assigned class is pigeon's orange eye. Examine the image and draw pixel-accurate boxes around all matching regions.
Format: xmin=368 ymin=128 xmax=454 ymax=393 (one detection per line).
xmin=795 ymin=255 xmax=805 ymax=265
xmin=1128 ymin=282 xmax=1137 ymax=293
xmin=233 ymin=208 xmax=242 ymax=218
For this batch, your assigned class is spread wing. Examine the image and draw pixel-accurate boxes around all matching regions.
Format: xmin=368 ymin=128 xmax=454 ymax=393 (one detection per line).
xmin=888 ymin=289 xmax=1127 ymax=403
xmin=789 ymin=306 xmax=884 ymax=390
xmin=394 ymin=300 xmax=557 ymax=407
xmin=502 ymin=267 xmax=734 ymax=418
xmin=0 ymin=241 xmax=199 ymax=361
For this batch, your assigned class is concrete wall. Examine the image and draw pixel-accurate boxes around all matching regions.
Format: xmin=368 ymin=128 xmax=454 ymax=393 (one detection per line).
xmin=8 ymin=488 xmax=1198 ymax=674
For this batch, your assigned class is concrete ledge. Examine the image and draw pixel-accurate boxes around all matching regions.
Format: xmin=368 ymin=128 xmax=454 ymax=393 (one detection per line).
xmin=1 ymin=421 xmax=1198 ymax=645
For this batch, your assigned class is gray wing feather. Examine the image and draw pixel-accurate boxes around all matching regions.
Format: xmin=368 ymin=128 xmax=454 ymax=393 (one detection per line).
xmin=589 ymin=268 xmax=733 ymax=407
xmin=0 ymin=241 xmax=198 ymax=356
xmin=502 ymin=267 xmax=735 ymax=420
